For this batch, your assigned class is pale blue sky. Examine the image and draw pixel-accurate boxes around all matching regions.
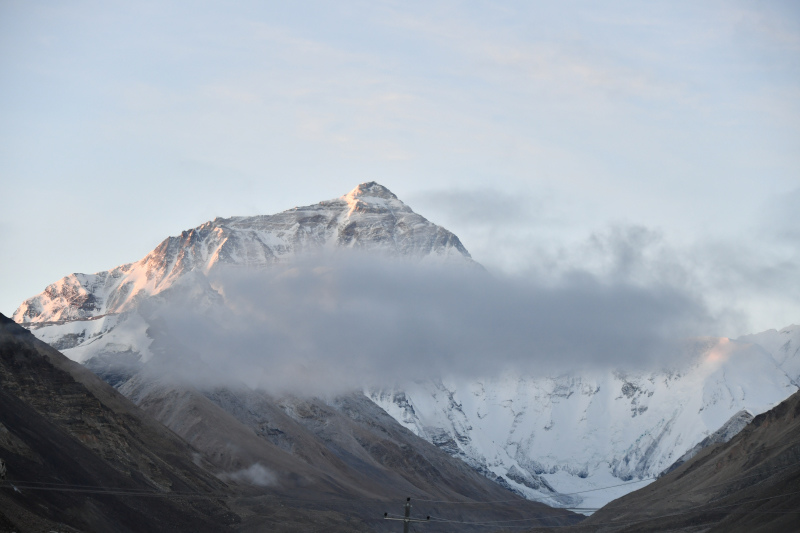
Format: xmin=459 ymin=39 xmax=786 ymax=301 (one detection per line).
xmin=2 ymin=1 xmax=799 ymax=333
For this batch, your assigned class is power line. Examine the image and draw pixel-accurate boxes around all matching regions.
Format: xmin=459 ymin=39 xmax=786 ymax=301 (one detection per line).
xmin=414 ymin=442 xmax=800 ymax=505
xmin=4 ymin=456 xmax=796 ymax=506
xmin=420 ymin=488 xmax=800 ymax=529
xmin=3 ymin=439 xmax=798 ymax=532
xmin=562 ymin=457 xmax=800 ymax=508
xmin=408 ymin=453 xmax=800 ymax=527
xmin=384 ymin=498 xmax=430 ymax=533
xmin=0 ymin=479 xmax=353 ymax=501
xmin=413 ymin=476 xmax=671 ymax=505
xmin=0 ymin=483 xmax=222 ymax=498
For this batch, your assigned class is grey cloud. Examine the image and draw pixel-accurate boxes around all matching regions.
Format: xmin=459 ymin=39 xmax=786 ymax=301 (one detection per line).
xmin=473 ymin=220 xmax=796 ymax=336
xmin=686 ymin=237 xmax=800 ymax=333
xmin=145 ymin=253 xmax=715 ymax=394
xmin=586 ymin=225 xmax=663 ymax=278
xmin=407 ymin=186 xmax=800 ymax=338
xmin=518 ymin=224 xmax=695 ymax=292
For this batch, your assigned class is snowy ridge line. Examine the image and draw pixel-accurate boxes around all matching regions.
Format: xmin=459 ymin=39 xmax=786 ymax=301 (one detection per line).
xmin=13 ymin=182 xmax=475 ymax=324
xmin=20 ymin=312 xmax=118 ymax=329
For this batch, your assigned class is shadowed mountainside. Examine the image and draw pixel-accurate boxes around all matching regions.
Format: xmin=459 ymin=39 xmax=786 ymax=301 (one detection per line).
xmin=117 ymin=369 xmax=583 ymax=531
xmin=0 ymin=313 xmax=239 ymax=532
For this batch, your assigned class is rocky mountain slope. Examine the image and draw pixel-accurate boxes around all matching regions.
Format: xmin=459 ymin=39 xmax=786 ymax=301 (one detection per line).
xmin=122 ymin=373 xmax=580 ymax=531
xmin=661 ymin=409 xmax=754 ymax=476
xmin=12 ymin=182 xmax=800 ymax=515
xmin=547 ymin=388 xmax=800 ymax=532
xmin=0 ymin=313 xmax=238 ymax=533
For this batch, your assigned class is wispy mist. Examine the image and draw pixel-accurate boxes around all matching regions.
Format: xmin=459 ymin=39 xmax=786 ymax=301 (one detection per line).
xmin=218 ymin=463 xmax=276 ymax=487
xmin=413 ymin=185 xmax=800 ymax=334
xmin=142 ymin=253 xmax=716 ymax=393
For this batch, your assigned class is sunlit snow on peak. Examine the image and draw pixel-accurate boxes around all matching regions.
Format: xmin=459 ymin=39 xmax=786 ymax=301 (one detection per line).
xmin=343 ymin=181 xmax=398 ymax=201
xmin=706 ymin=337 xmax=731 ymax=362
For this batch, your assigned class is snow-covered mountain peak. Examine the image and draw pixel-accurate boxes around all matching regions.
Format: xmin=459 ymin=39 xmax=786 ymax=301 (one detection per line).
xmin=13 ymin=183 xmax=473 ymax=324
xmin=344 ymin=181 xmax=399 ymax=201
xmin=337 ymin=181 xmax=410 ymax=217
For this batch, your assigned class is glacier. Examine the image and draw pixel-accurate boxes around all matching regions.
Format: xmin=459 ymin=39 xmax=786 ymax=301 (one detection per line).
xmin=368 ymin=334 xmax=798 ymax=509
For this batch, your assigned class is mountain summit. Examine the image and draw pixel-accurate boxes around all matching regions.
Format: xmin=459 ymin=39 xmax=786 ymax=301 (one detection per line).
xmin=14 ymin=182 xmax=473 ymax=324
xmin=344 ymin=180 xmax=399 ymax=200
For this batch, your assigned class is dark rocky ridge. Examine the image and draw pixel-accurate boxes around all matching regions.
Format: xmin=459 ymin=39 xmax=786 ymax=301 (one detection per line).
xmin=661 ymin=409 xmax=754 ymax=476
xmin=0 ymin=313 xmax=238 ymax=532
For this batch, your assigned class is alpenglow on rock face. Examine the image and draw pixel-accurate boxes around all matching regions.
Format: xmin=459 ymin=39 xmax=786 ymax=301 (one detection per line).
xmin=14 ymin=182 xmax=474 ymax=324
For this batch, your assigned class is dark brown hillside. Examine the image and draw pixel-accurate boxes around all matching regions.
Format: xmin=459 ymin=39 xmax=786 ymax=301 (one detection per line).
xmin=119 ymin=372 xmax=584 ymax=532
xmin=0 ymin=313 xmax=238 ymax=532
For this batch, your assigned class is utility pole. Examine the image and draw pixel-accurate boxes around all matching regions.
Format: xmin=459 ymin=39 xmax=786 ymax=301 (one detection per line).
xmin=384 ymin=497 xmax=429 ymax=532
